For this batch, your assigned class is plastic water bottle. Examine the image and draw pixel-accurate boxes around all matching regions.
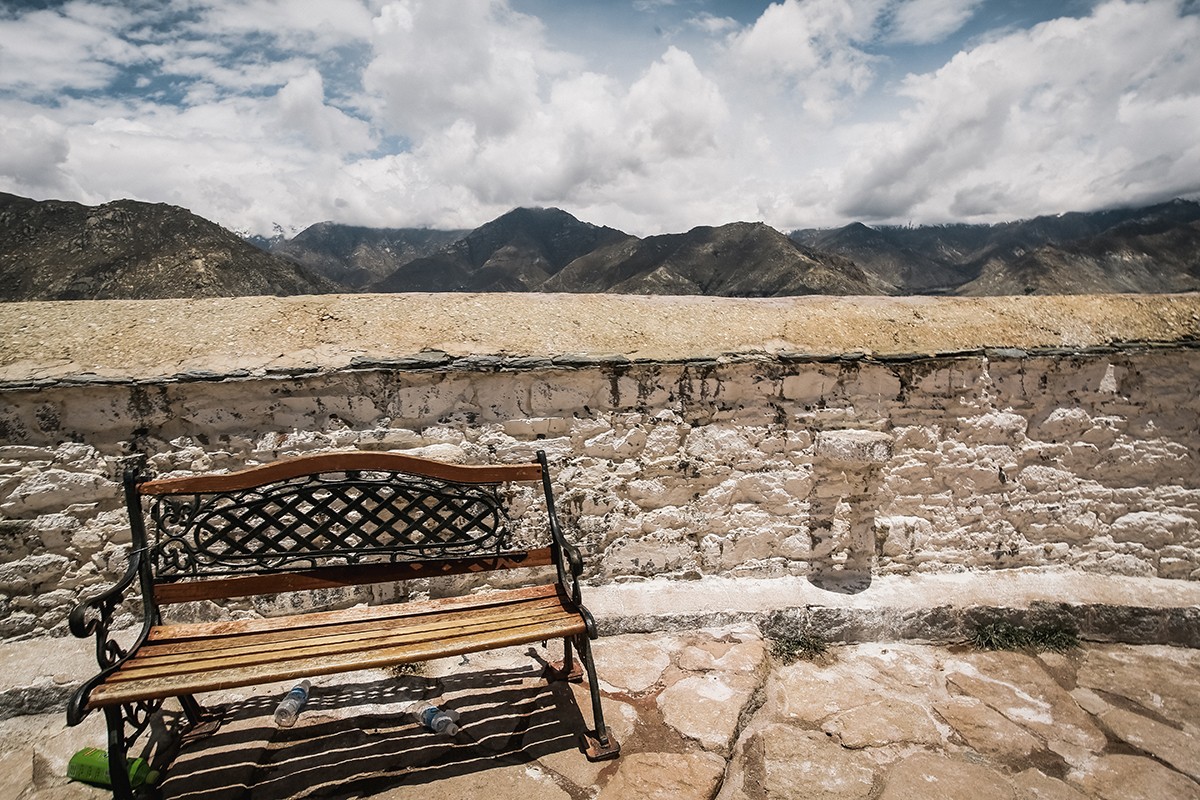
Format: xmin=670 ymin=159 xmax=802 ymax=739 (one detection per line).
xmin=409 ymin=700 xmax=461 ymax=735
xmin=274 ymin=680 xmax=311 ymax=727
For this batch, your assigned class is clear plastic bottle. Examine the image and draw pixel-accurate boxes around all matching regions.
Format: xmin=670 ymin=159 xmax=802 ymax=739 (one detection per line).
xmin=409 ymin=700 xmax=461 ymax=735
xmin=274 ymin=680 xmax=311 ymax=727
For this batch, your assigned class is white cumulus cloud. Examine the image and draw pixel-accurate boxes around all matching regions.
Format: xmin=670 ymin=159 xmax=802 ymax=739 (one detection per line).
xmin=886 ymin=0 xmax=982 ymax=45
xmin=838 ymin=0 xmax=1200 ymax=222
xmin=0 ymin=0 xmax=1197 ymax=236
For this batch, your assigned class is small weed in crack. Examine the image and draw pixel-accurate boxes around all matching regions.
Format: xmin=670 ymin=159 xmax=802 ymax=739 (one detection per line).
xmin=971 ymin=620 xmax=1080 ymax=653
xmin=769 ymin=631 xmax=829 ymax=664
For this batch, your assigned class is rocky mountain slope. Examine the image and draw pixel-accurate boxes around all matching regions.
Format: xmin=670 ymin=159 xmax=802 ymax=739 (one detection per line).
xmin=4 ymin=192 xmax=1198 ymax=302
xmin=260 ymin=223 xmax=467 ymax=289
xmin=0 ymin=193 xmax=335 ymax=301
xmin=368 ymin=207 xmax=630 ymax=292
xmin=792 ymin=199 xmax=1200 ymax=295
xmin=543 ymin=221 xmax=887 ymax=296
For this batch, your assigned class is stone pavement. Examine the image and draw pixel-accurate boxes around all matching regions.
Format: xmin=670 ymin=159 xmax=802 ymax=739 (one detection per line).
xmin=3 ymin=625 xmax=1199 ymax=800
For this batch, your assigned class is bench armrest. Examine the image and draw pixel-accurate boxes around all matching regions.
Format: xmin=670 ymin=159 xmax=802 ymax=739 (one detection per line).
xmin=67 ymin=549 xmax=152 ymax=725
xmin=562 ymin=540 xmax=584 ymax=577
xmin=538 ymin=451 xmax=588 ymax=606
xmin=68 ymin=548 xmax=141 ymax=644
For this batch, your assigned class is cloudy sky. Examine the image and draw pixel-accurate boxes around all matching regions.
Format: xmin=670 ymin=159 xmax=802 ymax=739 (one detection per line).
xmin=1 ymin=0 xmax=1198 ymax=237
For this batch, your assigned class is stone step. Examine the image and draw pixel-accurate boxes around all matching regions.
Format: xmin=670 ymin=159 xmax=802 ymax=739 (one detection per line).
xmin=590 ymin=570 xmax=1200 ymax=646
xmin=3 ymin=570 xmax=1197 ymax=720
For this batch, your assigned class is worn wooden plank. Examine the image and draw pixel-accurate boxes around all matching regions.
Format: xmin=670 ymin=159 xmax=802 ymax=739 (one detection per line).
xmin=153 ymin=549 xmax=555 ymax=605
xmin=87 ymin=615 xmax=585 ymax=708
xmin=110 ymin=604 xmax=576 ymax=681
xmin=147 ymin=584 xmax=564 ymax=642
xmin=139 ymin=451 xmax=543 ymax=495
xmin=134 ymin=596 xmax=569 ymax=661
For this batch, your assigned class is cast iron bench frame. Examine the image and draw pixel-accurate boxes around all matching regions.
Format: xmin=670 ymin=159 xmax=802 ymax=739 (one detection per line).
xmin=66 ymin=449 xmax=619 ymax=798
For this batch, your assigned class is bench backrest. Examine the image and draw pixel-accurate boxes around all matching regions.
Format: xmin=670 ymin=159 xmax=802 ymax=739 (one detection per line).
xmin=127 ymin=452 xmax=557 ymax=607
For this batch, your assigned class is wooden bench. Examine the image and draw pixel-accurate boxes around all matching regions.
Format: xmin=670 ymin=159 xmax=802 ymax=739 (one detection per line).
xmin=66 ymin=450 xmax=619 ymax=798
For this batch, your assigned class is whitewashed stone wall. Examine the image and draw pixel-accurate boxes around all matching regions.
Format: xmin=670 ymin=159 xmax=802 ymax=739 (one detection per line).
xmin=1 ymin=346 xmax=1198 ymax=639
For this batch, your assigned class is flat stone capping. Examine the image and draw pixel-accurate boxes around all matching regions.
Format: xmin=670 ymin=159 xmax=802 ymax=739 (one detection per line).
xmin=588 ymin=570 xmax=1200 ymax=647
xmin=1 ymin=570 xmax=1196 ymax=720
xmin=2 ymin=293 xmax=1199 ymax=385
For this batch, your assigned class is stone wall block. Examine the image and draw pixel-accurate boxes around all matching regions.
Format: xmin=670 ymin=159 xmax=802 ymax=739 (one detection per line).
xmin=0 ymin=553 xmax=70 ymax=592
xmin=959 ymin=410 xmax=1028 ymax=445
xmin=0 ymin=469 xmax=119 ymax=518
xmin=815 ymin=430 xmax=893 ymax=465
xmin=779 ymin=366 xmax=839 ymax=404
xmin=529 ymin=379 xmax=600 ymax=416
xmin=683 ymin=425 xmax=765 ymax=471
xmin=641 ymin=422 xmax=685 ymax=463
xmin=901 ymin=361 xmax=985 ymax=399
xmin=583 ymin=427 xmax=648 ymax=460
xmin=1109 ymin=511 xmax=1194 ymax=549
xmin=602 ymin=532 xmax=698 ymax=578
xmin=1031 ymin=407 xmax=1095 ymax=442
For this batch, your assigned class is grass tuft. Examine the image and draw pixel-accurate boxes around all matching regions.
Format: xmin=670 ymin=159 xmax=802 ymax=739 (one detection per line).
xmin=769 ymin=630 xmax=829 ymax=663
xmin=387 ymin=662 xmax=424 ymax=677
xmin=971 ymin=620 xmax=1080 ymax=653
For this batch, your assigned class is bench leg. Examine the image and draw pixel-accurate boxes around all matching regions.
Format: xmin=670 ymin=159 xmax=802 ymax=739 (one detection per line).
xmin=573 ymin=634 xmax=621 ymax=761
xmin=546 ymin=636 xmax=584 ymax=682
xmin=179 ymin=693 xmax=224 ymax=740
xmin=103 ymin=706 xmax=137 ymax=800
xmin=98 ymin=697 xmax=164 ymax=799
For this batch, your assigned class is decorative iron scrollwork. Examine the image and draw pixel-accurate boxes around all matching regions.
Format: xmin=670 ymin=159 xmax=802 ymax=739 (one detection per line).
xmin=150 ymin=470 xmax=513 ymax=579
xmin=69 ymin=552 xmax=142 ymax=670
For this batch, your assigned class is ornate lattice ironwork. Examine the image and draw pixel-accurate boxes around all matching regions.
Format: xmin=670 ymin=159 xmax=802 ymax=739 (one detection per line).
xmin=149 ymin=470 xmax=512 ymax=578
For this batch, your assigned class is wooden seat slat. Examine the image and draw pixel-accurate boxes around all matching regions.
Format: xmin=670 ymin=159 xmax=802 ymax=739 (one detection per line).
xmin=141 ymin=597 xmax=566 ymax=662
xmin=147 ymin=583 xmax=562 ymax=642
xmin=87 ymin=614 xmax=586 ymax=708
xmin=116 ymin=598 xmax=574 ymax=676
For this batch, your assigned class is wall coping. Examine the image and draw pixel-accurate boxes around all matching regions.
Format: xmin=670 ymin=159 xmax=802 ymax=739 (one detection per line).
xmin=2 ymin=293 xmax=1199 ymax=388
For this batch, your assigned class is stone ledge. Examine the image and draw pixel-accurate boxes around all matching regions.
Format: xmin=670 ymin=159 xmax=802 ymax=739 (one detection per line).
xmin=2 ymin=339 xmax=1198 ymax=392
xmin=588 ymin=570 xmax=1200 ymax=647
xmin=3 ymin=570 xmax=1196 ymax=720
xmin=3 ymin=293 xmax=1199 ymax=387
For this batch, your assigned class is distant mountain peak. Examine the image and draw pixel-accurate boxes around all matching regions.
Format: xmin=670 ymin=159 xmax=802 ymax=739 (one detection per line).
xmin=5 ymin=195 xmax=1197 ymax=302
xmin=0 ymin=194 xmax=336 ymax=301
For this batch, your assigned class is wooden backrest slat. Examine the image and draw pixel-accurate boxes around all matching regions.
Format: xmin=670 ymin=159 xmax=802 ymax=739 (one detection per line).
xmin=153 ymin=548 xmax=555 ymax=604
xmin=140 ymin=451 xmax=542 ymax=495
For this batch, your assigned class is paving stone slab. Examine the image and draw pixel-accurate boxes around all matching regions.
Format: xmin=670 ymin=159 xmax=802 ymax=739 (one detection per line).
xmin=943 ymin=651 xmax=1107 ymax=753
xmin=878 ymin=752 xmax=1016 ymax=800
xmin=595 ymin=751 xmax=726 ymax=800
xmin=657 ymin=671 xmax=760 ymax=755
xmin=1070 ymin=754 xmax=1200 ymax=800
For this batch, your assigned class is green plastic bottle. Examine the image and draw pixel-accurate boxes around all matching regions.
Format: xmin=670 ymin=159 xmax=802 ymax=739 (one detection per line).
xmin=67 ymin=748 xmax=160 ymax=788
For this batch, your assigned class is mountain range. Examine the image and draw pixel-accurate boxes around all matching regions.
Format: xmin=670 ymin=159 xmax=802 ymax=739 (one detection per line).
xmin=2 ymin=190 xmax=1198 ymax=302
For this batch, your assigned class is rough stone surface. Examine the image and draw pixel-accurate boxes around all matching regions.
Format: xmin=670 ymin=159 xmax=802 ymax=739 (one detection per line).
xmin=1012 ymin=768 xmax=1090 ymax=800
xmin=943 ymin=651 xmax=1107 ymax=754
xmin=4 ymin=637 xmax=1200 ymax=799
xmin=595 ymin=751 xmax=726 ymax=800
xmin=592 ymin=634 xmax=677 ymax=694
xmin=657 ymin=671 xmax=760 ymax=755
xmin=1075 ymin=645 xmax=1200 ymax=724
xmin=934 ymin=695 xmax=1042 ymax=760
xmin=1071 ymin=754 xmax=1200 ymax=800
xmin=821 ymin=697 xmax=942 ymax=748
xmin=747 ymin=726 xmax=877 ymax=800
xmin=878 ymin=752 xmax=1016 ymax=800
xmin=1100 ymin=706 xmax=1200 ymax=781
